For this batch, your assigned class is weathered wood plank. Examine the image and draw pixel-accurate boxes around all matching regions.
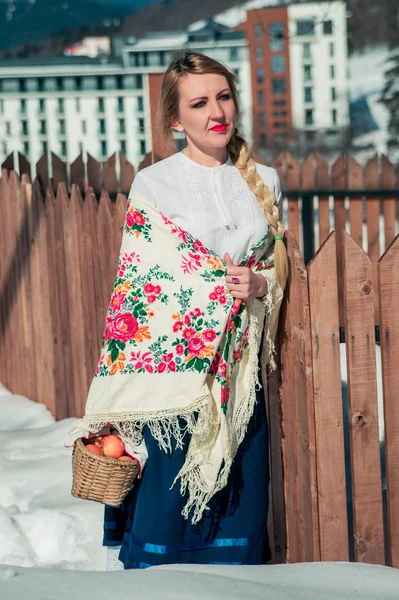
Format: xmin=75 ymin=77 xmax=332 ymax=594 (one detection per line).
xmin=377 ymin=234 xmax=399 ymax=568
xmin=342 ymin=232 xmax=384 ymax=564
xmin=365 ymin=155 xmax=380 ymax=324
xmin=307 ymin=232 xmax=348 ymax=560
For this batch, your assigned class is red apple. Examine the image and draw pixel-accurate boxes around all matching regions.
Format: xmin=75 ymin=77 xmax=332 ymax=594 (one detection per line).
xmin=118 ymin=455 xmax=133 ymax=461
xmin=86 ymin=444 xmax=103 ymax=455
xmin=102 ymin=434 xmax=125 ymax=459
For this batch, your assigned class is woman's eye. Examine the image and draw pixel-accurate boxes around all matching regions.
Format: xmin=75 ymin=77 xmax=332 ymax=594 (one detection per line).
xmin=220 ymin=94 xmax=231 ymax=100
xmin=192 ymin=101 xmax=206 ymax=108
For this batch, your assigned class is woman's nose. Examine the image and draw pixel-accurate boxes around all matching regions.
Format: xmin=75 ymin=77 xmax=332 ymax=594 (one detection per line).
xmin=209 ymin=101 xmax=224 ymax=121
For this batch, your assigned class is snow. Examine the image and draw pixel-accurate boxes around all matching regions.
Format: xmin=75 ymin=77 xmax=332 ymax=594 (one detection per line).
xmin=1 ymin=382 xmax=398 ymax=599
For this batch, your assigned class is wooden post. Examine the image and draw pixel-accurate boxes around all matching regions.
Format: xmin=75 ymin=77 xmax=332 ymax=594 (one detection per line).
xmin=342 ymin=232 xmax=384 ymax=564
xmin=307 ymin=232 xmax=349 ymax=560
xmin=378 ymin=234 xmax=399 ymax=568
xmin=279 ymin=230 xmax=320 ymax=562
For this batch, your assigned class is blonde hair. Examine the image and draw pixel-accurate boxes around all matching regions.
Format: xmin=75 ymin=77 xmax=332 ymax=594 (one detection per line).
xmin=156 ymin=50 xmax=288 ymax=291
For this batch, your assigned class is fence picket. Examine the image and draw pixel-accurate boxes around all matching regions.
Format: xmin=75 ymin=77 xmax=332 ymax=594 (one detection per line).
xmin=378 ymin=235 xmax=399 ymax=568
xmin=119 ymin=154 xmax=134 ymax=194
xmin=342 ymin=232 xmax=384 ymax=564
xmin=70 ymin=153 xmax=85 ymax=193
xmin=307 ymin=232 xmax=348 ymax=561
xmin=365 ymin=155 xmax=381 ymax=323
xmin=279 ymin=230 xmax=319 ymax=562
xmin=381 ymin=155 xmax=396 ymax=249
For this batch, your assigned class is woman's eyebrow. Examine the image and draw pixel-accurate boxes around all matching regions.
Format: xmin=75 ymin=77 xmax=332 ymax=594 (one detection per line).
xmin=189 ymin=89 xmax=230 ymax=102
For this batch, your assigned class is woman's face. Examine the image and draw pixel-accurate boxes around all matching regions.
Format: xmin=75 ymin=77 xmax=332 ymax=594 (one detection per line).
xmin=172 ymin=72 xmax=237 ymax=152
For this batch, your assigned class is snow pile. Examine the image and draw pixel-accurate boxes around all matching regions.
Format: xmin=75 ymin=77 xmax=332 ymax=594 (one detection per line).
xmin=1 ymin=561 xmax=399 ymax=600
xmin=1 ymin=382 xmax=398 ymax=600
xmin=0 ymin=383 xmax=105 ymax=571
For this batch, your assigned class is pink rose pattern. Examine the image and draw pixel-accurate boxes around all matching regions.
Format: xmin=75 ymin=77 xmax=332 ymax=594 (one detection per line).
xmin=95 ymin=205 xmax=273 ymax=414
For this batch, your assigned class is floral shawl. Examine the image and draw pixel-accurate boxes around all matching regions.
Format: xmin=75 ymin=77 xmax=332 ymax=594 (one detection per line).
xmin=65 ymin=187 xmax=284 ymax=524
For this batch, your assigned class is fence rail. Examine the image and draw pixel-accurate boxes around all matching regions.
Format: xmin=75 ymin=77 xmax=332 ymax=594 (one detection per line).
xmin=0 ymin=163 xmax=398 ymax=568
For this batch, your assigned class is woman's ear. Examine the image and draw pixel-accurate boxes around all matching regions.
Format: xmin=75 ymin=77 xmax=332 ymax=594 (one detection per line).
xmin=171 ymin=118 xmax=184 ymax=133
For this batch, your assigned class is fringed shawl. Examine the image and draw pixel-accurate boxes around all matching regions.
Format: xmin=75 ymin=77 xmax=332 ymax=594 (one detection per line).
xmin=66 ymin=188 xmax=284 ymax=523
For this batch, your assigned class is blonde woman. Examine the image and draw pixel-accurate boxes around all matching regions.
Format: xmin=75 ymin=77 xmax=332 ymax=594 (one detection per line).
xmin=73 ymin=50 xmax=288 ymax=569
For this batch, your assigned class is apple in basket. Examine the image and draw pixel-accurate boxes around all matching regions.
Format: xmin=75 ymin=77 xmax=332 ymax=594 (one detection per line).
xmin=102 ymin=434 xmax=126 ymax=459
xmin=118 ymin=455 xmax=133 ymax=461
xmin=85 ymin=444 xmax=103 ymax=455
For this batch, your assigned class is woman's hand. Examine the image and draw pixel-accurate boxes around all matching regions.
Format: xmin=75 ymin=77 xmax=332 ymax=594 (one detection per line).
xmin=224 ymin=253 xmax=268 ymax=301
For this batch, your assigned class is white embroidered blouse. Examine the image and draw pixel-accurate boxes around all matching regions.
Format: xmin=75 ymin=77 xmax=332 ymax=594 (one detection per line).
xmin=132 ymin=151 xmax=282 ymax=264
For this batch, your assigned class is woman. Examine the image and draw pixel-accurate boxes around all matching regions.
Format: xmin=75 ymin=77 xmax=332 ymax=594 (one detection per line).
xmin=67 ymin=50 xmax=288 ymax=569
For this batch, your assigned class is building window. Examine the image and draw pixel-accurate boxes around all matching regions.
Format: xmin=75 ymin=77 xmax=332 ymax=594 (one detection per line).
xmin=271 ymin=55 xmax=285 ymax=73
xmin=257 ymin=90 xmax=265 ymax=106
xmin=23 ymin=141 xmax=29 ymax=156
xmin=303 ymin=43 xmax=311 ymax=59
xmin=256 ymin=46 xmax=263 ymax=63
xmin=5 ymin=121 xmax=11 ymax=136
xmin=140 ymin=140 xmax=146 ymax=155
xmin=119 ymin=119 xmax=126 ymax=135
xmin=76 ymin=98 xmax=81 ymax=112
xmin=137 ymin=96 xmax=144 ymax=112
xmin=82 ymin=120 xmax=87 ymax=135
xmin=330 ymin=64 xmax=335 ymax=79
xmin=269 ymin=22 xmax=284 ymax=51
xmin=0 ymin=99 xmax=4 ymax=113
xmin=101 ymin=141 xmax=107 ymax=157
xmin=254 ymin=23 xmax=262 ymax=40
xmin=305 ymin=109 xmax=314 ymax=125
xmin=258 ymin=112 xmax=266 ymax=128
xmin=78 ymin=142 xmax=83 ymax=153
xmin=296 ymin=20 xmax=315 ymax=36
xmin=272 ymin=79 xmax=286 ymax=95
xmin=229 ymin=47 xmax=239 ymax=61
xmin=274 ymin=110 xmax=287 ymax=117
xmin=304 ymin=65 xmax=312 ymax=81
xmin=99 ymin=119 xmax=106 ymax=135
xmin=120 ymin=140 xmax=127 ymax=155
xmin=331 ymin=87 xmax=336 ymax=101
xmin=117 ymin=97 xmax=124 ymax=112
xmin=329 ymin=42 xmax=334 ymax=57
xmin=39 ymin=120 xmax=47 ymax=135
xmin=323 ymin=20 xmax=333 ymax=34
xmin=58 ymin=98 xmax=64 ymax=114
xmin=59 ymin=120 xmax=66 ymax=135
xmin=332 ymin=109 xmax=337 ymax=125
xmin=256 ymin=68 xmax=264 ymax=84
xmin=304 ymin=87 xmax=313 ymax=103
xmin=98 ymin=97 xmax=105 ymax=113
xmin=138 ymin=118 xmax=145 ymax=133
xmin=258 ymin=133 xmax=266 ymax=147
xmin=274 ymin=122 xmax=288 ymax=128
xmin=273 ymin=100 xmax=286 ymax=106
xmin=20 ymin=99 xmax=27 ymax=114
xmin=22 ymin=120 xmax=28 ymax=136
xmin=42 ymin=141 xmax=48 ymax=156
xmin=60 ymin=141 xmax=67 ymax=157
xmin=39 ymin=98 xmax=45 ymax=114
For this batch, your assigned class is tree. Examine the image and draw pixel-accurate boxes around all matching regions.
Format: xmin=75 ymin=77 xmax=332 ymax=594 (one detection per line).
xmin=380 ymin=49 xmax=399 ymax=160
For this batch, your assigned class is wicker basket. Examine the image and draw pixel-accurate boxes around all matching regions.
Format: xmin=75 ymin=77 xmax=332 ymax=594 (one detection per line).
xmin=71 ymin=438 xmax=140 ymax=507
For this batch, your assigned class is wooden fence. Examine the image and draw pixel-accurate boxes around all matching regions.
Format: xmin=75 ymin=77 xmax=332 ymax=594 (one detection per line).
xmin=0 ymin=163 xmax=398 ymax=569
xmin=3 ymin=149 xmax=399 ymax=327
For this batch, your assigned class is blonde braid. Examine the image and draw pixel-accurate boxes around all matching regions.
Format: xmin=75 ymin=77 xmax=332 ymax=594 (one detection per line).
xmin=227 ymin=129 xmax=288 ymax=291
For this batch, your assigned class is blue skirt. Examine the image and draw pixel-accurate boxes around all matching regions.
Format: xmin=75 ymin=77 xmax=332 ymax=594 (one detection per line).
xmin=103 ymin=383 xmax=270 ymax=568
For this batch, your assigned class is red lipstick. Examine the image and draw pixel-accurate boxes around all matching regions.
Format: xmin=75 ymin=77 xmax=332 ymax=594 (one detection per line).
xmin=210 ymin=124 xmax=228 ymax=132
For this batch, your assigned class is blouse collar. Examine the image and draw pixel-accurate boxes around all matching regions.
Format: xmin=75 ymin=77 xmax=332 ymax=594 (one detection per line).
xmin=180 ymin=150 xmax=233 ymax=170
